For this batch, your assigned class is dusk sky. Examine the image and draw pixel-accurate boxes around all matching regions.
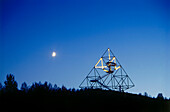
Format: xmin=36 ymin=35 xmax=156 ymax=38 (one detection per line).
xmin=0 ymin=0 xmax=170 ymax=97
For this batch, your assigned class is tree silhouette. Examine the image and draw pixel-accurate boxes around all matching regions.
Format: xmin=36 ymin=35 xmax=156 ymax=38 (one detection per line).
xmin=21 ymin=82 xmax=28 ymax=92
xmin=0 ymin=74 xmax=169 ymax=112
xmin=144 ymin=92 xmax=148 ymax=97
xmin=0 ymin=82 xmax=2 ymax=90
xmin=44 ymin=81 xmax=52 ymax=91
xmin=4 ymin=74 xmax=18 ymax=92
xmin=157 ymin=93 xmax=164 ymax=100
xmin=61 ymin=85 xmax=67 ymax=91
xmin=53 ymin=84 xmax=58 ymax=90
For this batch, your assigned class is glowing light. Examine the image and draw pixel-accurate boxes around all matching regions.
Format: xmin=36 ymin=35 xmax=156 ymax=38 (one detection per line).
xmin=94 ymin=49 xmax=120 ymax=73
xmin=52 ymin=51 xmax=56 ymax=57
xmin=108 ymin=48 xmax=111 ymax=60
xmin=111 ymin=57 xmax=115 ymax=62
xmin=95 ymin=58 xmax=107 ymax=69
xmin=115 ymin=66 xmax=120 ymax=70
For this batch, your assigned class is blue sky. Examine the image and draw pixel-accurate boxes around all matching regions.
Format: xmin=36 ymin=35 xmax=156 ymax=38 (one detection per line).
xmin=0 ymin=0 xmax=170 ymax=97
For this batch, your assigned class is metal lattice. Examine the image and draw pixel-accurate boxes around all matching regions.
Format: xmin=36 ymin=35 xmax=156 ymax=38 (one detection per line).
xmin=79 ymin=48 xmax=135 ymax=92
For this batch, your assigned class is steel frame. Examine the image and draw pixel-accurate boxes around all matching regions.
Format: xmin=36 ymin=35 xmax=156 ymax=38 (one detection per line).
xmin=79 ymin=48 xmax=135 ymax=92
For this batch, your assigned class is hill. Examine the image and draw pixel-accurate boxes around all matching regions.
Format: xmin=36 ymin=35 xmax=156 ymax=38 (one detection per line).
xmin=0 ymin=74 xmax=169 ymax=112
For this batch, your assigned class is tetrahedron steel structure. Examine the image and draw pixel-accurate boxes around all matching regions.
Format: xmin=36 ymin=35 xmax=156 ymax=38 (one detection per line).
xmin=79 ymin=48 xmax=135 ymax=92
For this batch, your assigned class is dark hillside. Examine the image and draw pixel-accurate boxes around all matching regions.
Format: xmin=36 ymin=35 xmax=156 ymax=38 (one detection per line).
xmin=0 ymin=74 xmax=169 ymax=112
xmin=0 ymin=88 xmax=169 ymax=112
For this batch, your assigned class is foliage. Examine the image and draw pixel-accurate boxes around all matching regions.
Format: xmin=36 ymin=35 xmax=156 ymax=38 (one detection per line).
xmin=0 ymin=83 xmax=2 ymax=90
xmin=4 ymin=74 xmax=18 ymax=92
xmin=21 ymin=82 xmax=28 ymax=92
xmin=157 ymin=93 xmax=164 ymax=100
xmin=0 ymin=74 xmax=169 ymax=112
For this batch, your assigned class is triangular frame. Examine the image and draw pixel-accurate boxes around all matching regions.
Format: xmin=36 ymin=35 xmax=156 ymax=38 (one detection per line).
xmin=79 ymin=48 xmax=135 ymax=92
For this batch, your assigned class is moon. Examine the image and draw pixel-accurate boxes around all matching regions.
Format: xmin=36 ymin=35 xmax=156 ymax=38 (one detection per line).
xmin=52 ymin=51 xmax=56 ymax=57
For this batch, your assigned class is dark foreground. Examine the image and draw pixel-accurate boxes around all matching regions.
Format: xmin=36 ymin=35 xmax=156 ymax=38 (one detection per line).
xmin=0 ymin=74 xmax=169 ymax=112
xmin=0 ymin=88 xmax=170 ymax=112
